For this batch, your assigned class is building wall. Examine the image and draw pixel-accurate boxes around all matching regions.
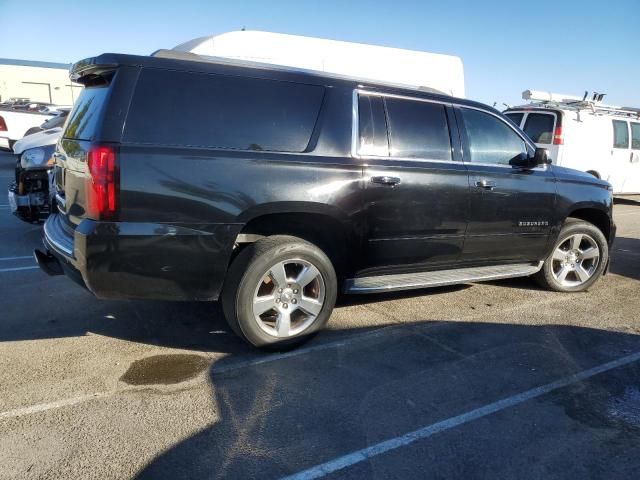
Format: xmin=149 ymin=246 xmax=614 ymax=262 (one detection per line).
xmin=0 ymin=60 xmax=82 ymax=106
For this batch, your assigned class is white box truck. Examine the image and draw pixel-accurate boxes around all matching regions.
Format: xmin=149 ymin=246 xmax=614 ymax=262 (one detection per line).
xmin=169 ymin=30 xmax=465 ymax=98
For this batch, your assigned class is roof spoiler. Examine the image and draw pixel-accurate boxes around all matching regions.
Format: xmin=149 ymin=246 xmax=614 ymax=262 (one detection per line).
xmin=69 ymin=57 xmax=119 ymax=85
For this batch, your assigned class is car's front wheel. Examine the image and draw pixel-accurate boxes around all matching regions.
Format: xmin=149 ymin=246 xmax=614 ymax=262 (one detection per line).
xmin=222 ymin=235 xmax=337 ymax=348
xmin=535 ymin=218 xmax=608 ymax=292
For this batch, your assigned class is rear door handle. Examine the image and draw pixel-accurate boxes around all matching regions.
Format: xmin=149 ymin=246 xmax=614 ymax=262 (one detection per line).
xmin=371 ymin=176 xmax=401 ymax=186
xmin=475 ymin=179 xmax=496 ymax=190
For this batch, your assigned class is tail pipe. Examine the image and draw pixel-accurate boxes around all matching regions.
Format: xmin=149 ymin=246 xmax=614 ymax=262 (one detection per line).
xmin=33 ymin=249 xmax=63 ymax=276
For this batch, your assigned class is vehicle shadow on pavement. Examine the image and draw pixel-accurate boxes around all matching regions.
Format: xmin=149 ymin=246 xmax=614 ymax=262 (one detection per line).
xmin=614 ymin=197 xmax=640 ymax=206
xmin=611 ymin=237 xmax=640 ymax=281
xmin=134 ymin=321 xmax=640 ymax=480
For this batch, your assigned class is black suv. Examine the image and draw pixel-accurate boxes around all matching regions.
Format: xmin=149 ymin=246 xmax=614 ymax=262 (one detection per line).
xmin=37 ymin=51 xmax=616 ymax=347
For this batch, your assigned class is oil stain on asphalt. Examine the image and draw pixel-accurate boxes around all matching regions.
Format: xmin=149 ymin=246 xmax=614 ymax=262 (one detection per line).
xmin=120 ymin=354 xmax=210 ymax=385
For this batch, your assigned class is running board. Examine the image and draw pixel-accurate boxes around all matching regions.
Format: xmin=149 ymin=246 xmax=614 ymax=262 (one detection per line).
xmin=344 ymin=262 xmax=543 ymax=294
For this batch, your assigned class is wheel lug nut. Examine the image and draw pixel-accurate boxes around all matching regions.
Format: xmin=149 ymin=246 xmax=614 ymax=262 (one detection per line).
xmin=283 ymin=303 xmax=288 ymax=309
xmin=278 ymin=288 xmax=283 ymax=293
xmin=275 ymin=298 xmax=280 ymax=303
xmin=293 ymin=289 xmax=298 ymax=294
xmin=292 ymin=299 xmax=297 ymax=304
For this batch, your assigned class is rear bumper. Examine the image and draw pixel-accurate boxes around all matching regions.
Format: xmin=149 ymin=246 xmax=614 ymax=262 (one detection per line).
xmin=42 ymin=214 xmax=241 ymax=301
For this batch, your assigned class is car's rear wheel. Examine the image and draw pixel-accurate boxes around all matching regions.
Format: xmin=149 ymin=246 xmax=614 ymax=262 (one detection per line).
xmin=222 ymin=235 xmax=337 ymax=348
xmin=534 ymin=219 xmax=608 ymax=292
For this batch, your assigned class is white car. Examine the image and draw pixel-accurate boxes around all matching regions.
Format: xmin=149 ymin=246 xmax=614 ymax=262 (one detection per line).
xmin=0 ymin=108 xmax=55 ymax=151
xmin=13 ymin=126 xmax=62 ymax=155
xmin=505 ymin=90 xmax=640 ymax=195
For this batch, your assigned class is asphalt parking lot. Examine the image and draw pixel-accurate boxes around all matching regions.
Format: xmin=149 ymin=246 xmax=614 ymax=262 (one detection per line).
xmin=1 ymin=150 xmax=640 ymax=479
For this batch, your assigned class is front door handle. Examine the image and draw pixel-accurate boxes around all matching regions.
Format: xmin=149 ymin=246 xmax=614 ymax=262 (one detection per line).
xmin=371 ymin=175 xmax=401 ymax=186
xmin=475 ymin=179 xmax=496 ymax=190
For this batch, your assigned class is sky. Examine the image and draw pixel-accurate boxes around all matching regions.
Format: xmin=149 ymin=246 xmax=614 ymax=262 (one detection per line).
xmin=0 ymin=0 xmax=638 ymax=108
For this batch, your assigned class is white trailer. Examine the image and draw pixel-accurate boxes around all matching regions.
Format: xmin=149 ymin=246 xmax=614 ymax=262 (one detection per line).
xmin=170 ymin=31 xmax=465 ymax=98
xmin=505 ymin=90 xmax=640 ymax=195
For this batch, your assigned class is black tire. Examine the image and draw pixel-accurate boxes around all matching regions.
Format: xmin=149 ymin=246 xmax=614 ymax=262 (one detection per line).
xmin=221 ymin=235 xmax=337 ymax=348
xmin=534 ymin=218 xmax=608 ymax=292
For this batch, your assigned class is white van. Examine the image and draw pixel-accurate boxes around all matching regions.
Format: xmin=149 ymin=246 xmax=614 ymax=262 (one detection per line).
xmin=504 ymin=90 xmax=640 ymax=194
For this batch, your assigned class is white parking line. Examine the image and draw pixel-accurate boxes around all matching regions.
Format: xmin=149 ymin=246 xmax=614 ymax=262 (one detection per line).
xmin=0 ymin=266 xmax=39 ymax=273
xmin=0 ymin=255 xmax=33 ymax=261
xmin=0 ymin=392 xmax=112 ymax=420
xmin=282 ymin=350 xmax=640 ymax=480
xmin=0 ymin=326 xmax=394 ymax=421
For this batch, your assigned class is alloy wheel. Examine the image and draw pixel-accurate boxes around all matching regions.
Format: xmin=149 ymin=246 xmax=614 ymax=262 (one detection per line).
xmin=551 ymin=233 xmax=600 ymax=287
xmin=252 ymin=259 xmax=326 ymax=338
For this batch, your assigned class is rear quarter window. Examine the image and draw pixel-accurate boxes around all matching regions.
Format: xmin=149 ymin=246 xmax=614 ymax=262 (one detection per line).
xmin=523 ymin=113 xmax=555 ymax=144
xmin=504 ymin=112 xmax=524 ymax=127
xmin=124 ymin=69 xmax=325 ymax=152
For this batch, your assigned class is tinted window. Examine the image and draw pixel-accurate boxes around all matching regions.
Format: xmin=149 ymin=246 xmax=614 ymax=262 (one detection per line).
xmin=384 ymin=98 xmax=451 ymax=160
xmin=358 ymin=95 xmax=388 ymax=156
xmin=631 ymin=123 xmax=640 ymax=150
xmin=504 ymin=112 xmax=524 ymax=126
xmin=523 ymin=113 xmax=555 ymax=144
xmin=461 ymin=108 xmax=527 ymax=165
xmin=125 ymin=69 xmax=325 ymax=152
xmin=613 ymin=120 xmax=629 ymax=149
xmin=63 ymin=86 xmax=109 ymax=140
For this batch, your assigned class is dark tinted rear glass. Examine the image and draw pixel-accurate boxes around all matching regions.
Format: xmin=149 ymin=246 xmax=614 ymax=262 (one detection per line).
xmin=523 ymin=113 xmax=555 ymax=144
xmin=63 ymin=86 xmax=109 ymax=140
xmin=384 ymin=98 xmax=451 ymax=160
xmin=124 ymin=69 xmax=325 ymax=152
xmin=504 ymin=112 xmax=524 ymax=126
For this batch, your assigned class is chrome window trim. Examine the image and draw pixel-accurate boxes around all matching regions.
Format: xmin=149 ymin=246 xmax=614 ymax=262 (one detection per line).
xmin=351 ymin=88 xmax=455 ymax=162
xmin=351 ymin=88 xmax=544 ymax=171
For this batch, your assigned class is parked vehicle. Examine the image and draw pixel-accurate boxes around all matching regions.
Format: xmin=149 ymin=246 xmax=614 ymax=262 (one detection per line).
xmin=8 ymin=128 xmax=60 ymax=222
xmin=0 ymin=97 xmax=30 ymax=108
xmin=23 ymin=108 xmax=70 ymax=137
xmin=37 ymin=50 xmax=616 ymax=348
xmin=504 ymin=90 xmax=640 ymax=194
xmin=0 ymin=108 xmax=55 ymax=151
xmin=173 ymin=30 xmax=465 ymax=97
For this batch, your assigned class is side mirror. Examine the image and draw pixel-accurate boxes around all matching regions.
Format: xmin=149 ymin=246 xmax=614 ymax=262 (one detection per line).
xmin=533 ymin=147 xmax=551 ymax=166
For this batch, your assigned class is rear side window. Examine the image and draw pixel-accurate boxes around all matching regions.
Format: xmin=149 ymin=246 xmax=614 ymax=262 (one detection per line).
xmin=461 ymin=108 xmax=527 ymax=165
xmin=523 ymin=113 xmax=555 ymax=144
xmin=358 ymin=95 xmax=389 ymax=156
xmin=384 ymin=98 xmax=451 ymax=160
xmin=613 ymin=120 xmax=629 ymax=149
xmin=124 ymin=69 xmax=325 ymax=152
xmin=631 ymin=123 xmax=640 ymax=150
xmin=63 ymin=86 xmax=109 ymax=140
xmin=504 ymin=112 xmax=524 ymax=127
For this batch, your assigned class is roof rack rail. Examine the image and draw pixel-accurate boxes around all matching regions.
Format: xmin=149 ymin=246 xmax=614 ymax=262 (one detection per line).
xmin=520 ymin=89 xmax=640 ymax=119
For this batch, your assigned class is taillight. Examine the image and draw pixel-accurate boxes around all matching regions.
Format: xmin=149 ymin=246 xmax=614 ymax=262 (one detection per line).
xmin=552 ymin=126 xmax=563 ymax=145
xmin=0 ymin=116 xmax=7 ymax=131
xmin=87 ymin=145 xmax=117 ymax=220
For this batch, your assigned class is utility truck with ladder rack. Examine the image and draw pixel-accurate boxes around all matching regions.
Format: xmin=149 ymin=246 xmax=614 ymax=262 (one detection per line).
xmin=505 ymin=90 xmax=640 ymax=195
